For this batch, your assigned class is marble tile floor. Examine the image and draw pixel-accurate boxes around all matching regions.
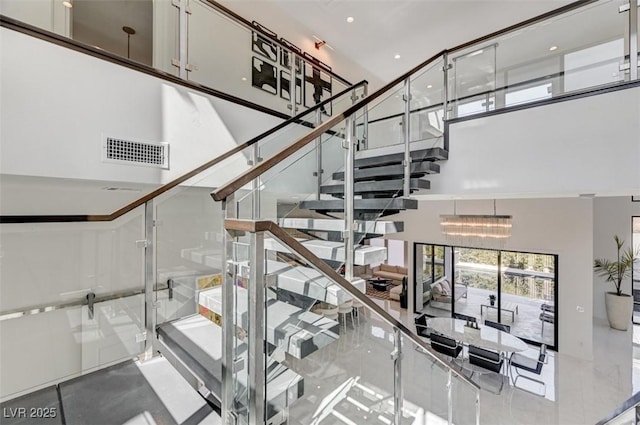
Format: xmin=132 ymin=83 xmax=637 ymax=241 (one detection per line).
xmin=283 ymin=297 xmax=637 ymax=425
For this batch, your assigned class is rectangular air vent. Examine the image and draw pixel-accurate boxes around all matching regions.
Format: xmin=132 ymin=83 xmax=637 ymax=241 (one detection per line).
xmin=102 ymin=136 xmax=169 ymax=169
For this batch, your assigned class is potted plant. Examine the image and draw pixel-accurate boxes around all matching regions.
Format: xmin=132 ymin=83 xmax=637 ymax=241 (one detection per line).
xmin=489 ymin=294 xmax=496 ymax=306
xmin=594 ymin=235 xmax=639 ymax=331
xmin=399 ymin=277 xmax=408 ymax=309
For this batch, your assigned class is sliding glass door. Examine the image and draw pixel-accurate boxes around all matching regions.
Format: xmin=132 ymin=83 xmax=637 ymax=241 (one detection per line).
xmin=453 ymin=248 xmax=499 ymax=324
xmin=414 ymin=242 xmax=558 ymax=349
xmin=501 ymin=252 xmax=556 ymax=347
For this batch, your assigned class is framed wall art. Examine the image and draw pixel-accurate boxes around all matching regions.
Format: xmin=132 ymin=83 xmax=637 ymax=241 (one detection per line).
xmin=251 ymin=22 xmax=277 ymax=63
xmin=304 ymin=63 xmax=332 ymax=116
xmin=280 ymin=70 xmax=302 ymax=104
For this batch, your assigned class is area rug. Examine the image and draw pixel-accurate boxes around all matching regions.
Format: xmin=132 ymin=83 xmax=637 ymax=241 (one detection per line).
xmin=365 ymin=282 xmax=396 ymax=301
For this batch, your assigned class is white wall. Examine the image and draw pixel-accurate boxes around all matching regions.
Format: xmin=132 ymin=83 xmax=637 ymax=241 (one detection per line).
xmin=437 ymin=86 xmax=640 ymax=198
xmin=0 ymin=27 xmax=301 ymax=193
xmin=393 ymin=198 xmax=594 ymax=360
xmin=593 ymin=197 xmax=640 ymax=322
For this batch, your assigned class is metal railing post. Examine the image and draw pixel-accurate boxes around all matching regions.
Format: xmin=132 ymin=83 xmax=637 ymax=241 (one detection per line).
xmin=315 ymin=109 xmax=323 ymax=200
xmin=362 ymin=83 xmax=369 ymax=151
xmin=344 ymin=115 xmax=355 ymax=282
xmin=476 ymin=390 xmax=481 ymax=425
xmin=630 ymin=0 xmax=638 ymax=80
xmin=248 ymin=230 xmax=266 ymax=425
xmin=393 ymin=328 xmax=403 ymax=425
xmin=174 ymin=0 xmax=189 ymax=79
xmin=290 ymin=54 xmax=298 ymax=116
xmin=251 ymin=145 xmax=260 ymax=219
xmin=447 ymin=369 xmax=453 ymax=425
xmin=402 ymin=77 xmax=411 ymax=197
xmin=143 ymin=199 xmax=155 ymax=358
xmin=443 ymin=52 xmax=450 ymax=121
xmin=222 ymin=194 xmax=237 ymax=425
xmin=442 ymin=52 xmax=451 ymax=151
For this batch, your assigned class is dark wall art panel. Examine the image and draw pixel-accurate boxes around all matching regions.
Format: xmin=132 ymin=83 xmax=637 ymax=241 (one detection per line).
xmin=304 ymin=63 xmax=332 ymax=116
xmin=252 ymin=32 xmax=277 ymax=63
xmin=252 ymin=56 xmax=277 ymax=95
xmin=280 ymin=70 xmax=303 ymax=104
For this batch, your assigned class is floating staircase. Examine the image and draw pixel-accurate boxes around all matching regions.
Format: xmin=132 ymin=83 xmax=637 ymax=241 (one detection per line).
xmin=149 ymin=141 xmax=448 ymax=424
xmin=299 ymin=146 xmax=446 ymax=219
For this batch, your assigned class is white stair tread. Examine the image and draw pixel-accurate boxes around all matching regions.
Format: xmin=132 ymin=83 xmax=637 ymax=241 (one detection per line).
xmin=199 ymin=286 xmax=339 ymax=359
xmin=164 ymin=315 xmax=303 ymax=409
xmin=269 ymin=261 xmax=365 ymax=306
xmin=137 ymin=357 xmax=221 ymax=425
xmin=264 ymin=237 xmax=387 ymax=265
xmin=180 ymin=247 xmax=222 ymax=269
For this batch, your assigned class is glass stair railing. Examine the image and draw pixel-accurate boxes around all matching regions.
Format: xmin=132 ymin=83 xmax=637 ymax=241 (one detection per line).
xmin=0 ymin=81 xmax=366 ymax=404
xmin=596 ymin=391 xmax=640 ymax=425
xmin=211 ymin=52 xmax=479 ymax=425
xmin=221 ymin=219 xmax=480 ymax=425
xmin=4 ymin=0 xmax=640 ymax=422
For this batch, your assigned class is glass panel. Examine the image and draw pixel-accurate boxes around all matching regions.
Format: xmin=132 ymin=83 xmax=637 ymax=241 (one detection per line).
xmin=402 ymin=335 xmax=479 ymax=425
xmin=155 ymin=186 xmax=223 ymax=326
xmin=501 ymin=251 xmax=556 ymax=346
xmin=454 ymin=247 xmax=498 ymax=323
xmin=450 ymin=44 xmax=496 ymax=118
xmin=449 ymin=0 xmax=627 ymax=117
xmin=0 ymin=208 xmax=145 ymax=399
xmin=358 ymin=82 xmax=406 ymax=151
xmin=187 ymin=0 xmax=349 ymax=117
xmin=410 ymin=58 xmax=445 ymax=148
xmin=414 ymin=244 xmax=449 ymax=316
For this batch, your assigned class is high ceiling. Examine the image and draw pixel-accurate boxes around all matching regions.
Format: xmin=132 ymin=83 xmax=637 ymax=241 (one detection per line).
xmin=269 ymin=0 xmax=573 ymax=82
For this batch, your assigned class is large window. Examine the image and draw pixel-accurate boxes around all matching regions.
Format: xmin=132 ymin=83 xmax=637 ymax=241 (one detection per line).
xmin=414 ymin=242 xmax=558 ymax=349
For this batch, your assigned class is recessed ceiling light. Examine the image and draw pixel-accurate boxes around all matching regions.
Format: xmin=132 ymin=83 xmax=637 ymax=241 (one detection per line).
xmin=346 ymin=16 xmax=354 ymax=23
xmin=241 ymin=77 xmax=247 ymax=81
xmin=549 ymin=45 xmax=558 ymax=51
xmin=427 ymin=84 xmax=433 ymax=89
xmin=394 ymin=54 xmax=401 ymax=59
xmin=62 ymin=0 xmax=72 ymax=7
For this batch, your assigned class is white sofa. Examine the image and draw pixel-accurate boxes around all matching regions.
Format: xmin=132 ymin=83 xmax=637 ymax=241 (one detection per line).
xmin=428 ymin=277 xmax=468 ymax=311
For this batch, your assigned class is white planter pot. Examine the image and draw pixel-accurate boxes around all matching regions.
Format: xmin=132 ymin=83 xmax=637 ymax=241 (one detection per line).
xmin=605 ymin=292 xmax=633 ymax=331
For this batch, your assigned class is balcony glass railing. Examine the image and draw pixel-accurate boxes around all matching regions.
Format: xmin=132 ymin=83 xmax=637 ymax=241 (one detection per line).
xmin=0 ymin=208 xmax=146 ymax=398
xmin=0 ymin=0 xmax=351 ymax=117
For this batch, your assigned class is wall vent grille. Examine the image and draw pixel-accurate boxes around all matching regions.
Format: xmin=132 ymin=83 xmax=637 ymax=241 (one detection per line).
xmin=102 ymin=136 xmax=169 ymax=169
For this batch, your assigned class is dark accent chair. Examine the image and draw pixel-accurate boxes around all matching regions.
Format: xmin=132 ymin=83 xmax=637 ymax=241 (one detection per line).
xmin=469 ymin=345 xmax=503 ymax=373
xmin=468 ymin=345 xmax=505 ymax=393
xmin=414 ymin=314 xmax=433 ymax=339
xmin=509 ymin=344 xmax=548 ymax=396
xmin=430 ymin=333 xmax=462 ymax=360
xmin=454 ymin=313 xmax=477 ymax=323
xmin=484 ymin=320 xmax=511 ymax=333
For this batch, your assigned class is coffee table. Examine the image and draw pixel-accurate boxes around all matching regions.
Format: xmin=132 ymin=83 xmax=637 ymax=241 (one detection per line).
xmin=480 ymin=302 xmax=519 ymax=322
xmin=368 ymin=278 xmax=392 ymax=291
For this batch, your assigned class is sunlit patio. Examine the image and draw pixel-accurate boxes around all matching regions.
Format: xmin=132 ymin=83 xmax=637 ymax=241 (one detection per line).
xmin=418 ymin=286 xmax=555 ymax=346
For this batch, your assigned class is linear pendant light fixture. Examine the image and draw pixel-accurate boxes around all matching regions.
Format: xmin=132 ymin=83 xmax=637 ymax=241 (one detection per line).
xmin=440 ymin=200 xmax=512 ymax=248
